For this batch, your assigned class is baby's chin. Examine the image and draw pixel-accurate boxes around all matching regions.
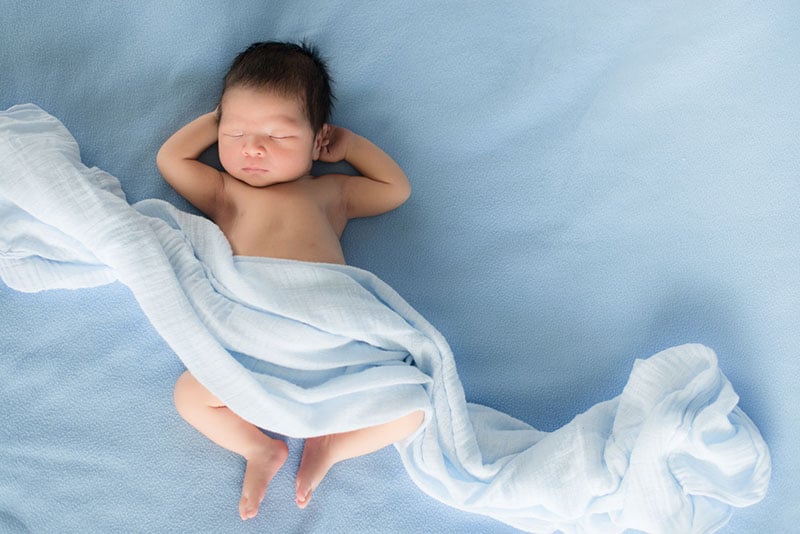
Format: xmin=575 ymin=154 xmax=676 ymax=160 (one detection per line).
xmin=231 ymin=171 xmax=297 ymax=188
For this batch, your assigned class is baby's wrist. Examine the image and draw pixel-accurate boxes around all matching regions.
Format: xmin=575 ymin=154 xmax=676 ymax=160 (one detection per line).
xmin=344 ymin=133 xmax=365 ymax=161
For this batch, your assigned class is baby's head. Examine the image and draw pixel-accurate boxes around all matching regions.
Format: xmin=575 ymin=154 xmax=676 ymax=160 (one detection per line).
xmin=217 ymin=42 xmax=334 ymax=186
xmin=219 ymin=41 xmax=333 ymax=134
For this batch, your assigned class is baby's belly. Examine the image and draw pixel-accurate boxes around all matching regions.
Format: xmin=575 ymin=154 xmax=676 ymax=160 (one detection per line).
xmin=227 ymin=228 xmax=346 ymax=265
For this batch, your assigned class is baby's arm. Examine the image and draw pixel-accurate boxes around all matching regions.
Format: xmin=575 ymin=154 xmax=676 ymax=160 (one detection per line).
xmin=319 ymin=126 xmax=410 ymax=219
xmin=156 ymin=112 xmax=225 ymax=219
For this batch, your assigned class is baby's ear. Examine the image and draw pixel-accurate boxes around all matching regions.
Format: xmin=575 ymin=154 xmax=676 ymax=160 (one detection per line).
xmin=312 ymin=124 xmax=330 ymax=160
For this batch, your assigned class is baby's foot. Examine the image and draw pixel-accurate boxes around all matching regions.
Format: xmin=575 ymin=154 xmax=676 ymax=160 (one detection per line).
xmin=295 ymin=435 xmax=336 ymax=509
xmin=239 ymin=440 xmax=289 ymax=520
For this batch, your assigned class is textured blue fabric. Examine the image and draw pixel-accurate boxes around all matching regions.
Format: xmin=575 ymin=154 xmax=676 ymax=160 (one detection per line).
xmin=1 ymin=2 xmax=796 ymax=532
xmin=0 ymin=104 xmax=771 ymax=532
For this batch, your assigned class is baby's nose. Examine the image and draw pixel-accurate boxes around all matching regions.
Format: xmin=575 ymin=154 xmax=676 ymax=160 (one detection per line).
xmin=243 ymin=138 xmax=265 ymax=157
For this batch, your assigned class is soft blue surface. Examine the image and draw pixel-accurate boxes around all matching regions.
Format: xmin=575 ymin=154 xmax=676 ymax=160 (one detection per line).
xmin=0 ymin=105 xmax=769 ymax=532
xmin=1 ymin=1 xmax=796 ymax=532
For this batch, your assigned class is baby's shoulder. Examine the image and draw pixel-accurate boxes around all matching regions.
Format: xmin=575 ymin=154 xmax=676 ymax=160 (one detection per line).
xmin=305 ymin=173 xmax=351 ymax=198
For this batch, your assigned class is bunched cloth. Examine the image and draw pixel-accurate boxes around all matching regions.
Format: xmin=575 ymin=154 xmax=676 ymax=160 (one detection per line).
xmin=0 ymin=104 xmax=770 ymax=533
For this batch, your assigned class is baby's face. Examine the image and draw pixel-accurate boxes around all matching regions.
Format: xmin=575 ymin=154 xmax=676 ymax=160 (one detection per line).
xmin=218 ymin=87 xmax=323 ymax=187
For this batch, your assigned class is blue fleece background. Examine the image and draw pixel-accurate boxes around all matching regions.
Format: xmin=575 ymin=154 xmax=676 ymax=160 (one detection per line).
xmin=1 ymin=1 xmax=797 ymax=532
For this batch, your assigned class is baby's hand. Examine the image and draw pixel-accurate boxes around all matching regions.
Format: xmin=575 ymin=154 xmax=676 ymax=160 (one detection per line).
xmin=318 ymin=124 xmax=355 ymax=163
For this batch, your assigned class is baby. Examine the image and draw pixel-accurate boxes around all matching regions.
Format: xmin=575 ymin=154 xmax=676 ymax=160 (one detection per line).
xmin=157 ymin=42 xmax=424 ymax=521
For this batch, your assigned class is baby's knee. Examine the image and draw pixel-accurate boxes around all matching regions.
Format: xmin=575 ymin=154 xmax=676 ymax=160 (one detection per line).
xmin=173 ymin=371 xmax=195 ymax=410
xmin=406 ymin=410 xmax=426 ymax=432
xmin=173 ymin=370 xmax=221 ymax=410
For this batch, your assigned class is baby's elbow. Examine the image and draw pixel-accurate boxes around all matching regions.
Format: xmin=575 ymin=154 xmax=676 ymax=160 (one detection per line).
xmin=156 ymin=145 xmax=183 ymax=184
xmin=384 ymin=180 xmax=410 ymax=213
xmin=396 ymin=179 xmax=411 ymax=207
xmin=155 ymin=145 xmax=170 ymax=175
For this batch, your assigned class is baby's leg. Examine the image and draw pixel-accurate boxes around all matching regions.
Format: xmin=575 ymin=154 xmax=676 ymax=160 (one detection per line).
xmin=295 ymin=410 xmax=425 ymax=508
xmin=173 ymin=371 xmax=288 ymax=521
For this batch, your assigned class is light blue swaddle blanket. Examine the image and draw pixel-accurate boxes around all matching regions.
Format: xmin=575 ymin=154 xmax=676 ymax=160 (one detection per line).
xmin=0 ymin=104 xmax=770 ymax=533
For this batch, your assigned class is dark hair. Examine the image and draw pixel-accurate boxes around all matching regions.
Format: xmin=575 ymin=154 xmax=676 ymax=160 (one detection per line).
xmin=219 ymin=41 xmax=334 ymax=133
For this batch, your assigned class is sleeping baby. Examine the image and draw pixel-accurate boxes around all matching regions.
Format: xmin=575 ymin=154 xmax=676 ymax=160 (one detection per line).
xmin=157 ymin=41 xmax=423 ymax=521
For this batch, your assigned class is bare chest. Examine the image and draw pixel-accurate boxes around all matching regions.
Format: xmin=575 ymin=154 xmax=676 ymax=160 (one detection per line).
xmin=218 ymin=179 xmax=347 ymax=263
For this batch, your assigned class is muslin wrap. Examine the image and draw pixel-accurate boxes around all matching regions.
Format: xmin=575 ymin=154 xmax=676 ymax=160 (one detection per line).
xmin=0 ymin=104 xmax=770 ymax=533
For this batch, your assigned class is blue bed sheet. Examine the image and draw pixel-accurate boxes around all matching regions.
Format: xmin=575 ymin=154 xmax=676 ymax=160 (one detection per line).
xmin=2 ymin=1 xmax=797 ymax=532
